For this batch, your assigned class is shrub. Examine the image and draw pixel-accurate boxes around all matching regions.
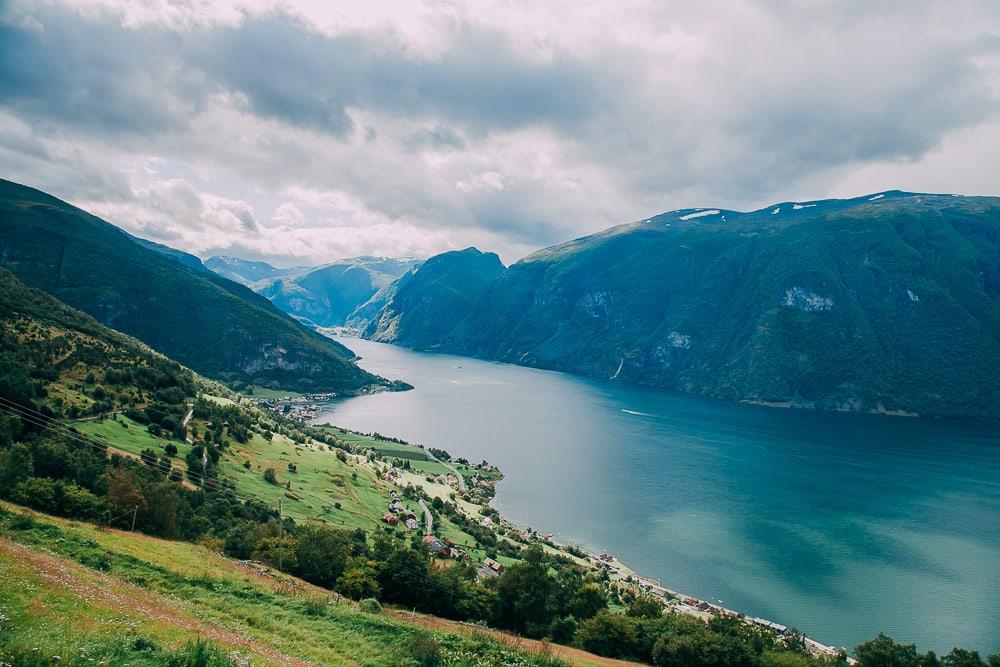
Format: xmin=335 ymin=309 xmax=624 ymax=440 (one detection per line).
xmin=11 ymin=477 xmax=58 ymax=514
xmin=164 ymin=443 xmax=178 ymax=456
xmin=358 ymin=597 xmax=381 ymax=614
xmin=549 ymin=615 xmax=578 ymax=644
xmin=263 ymin=468 xmax=278 ymax=485
xmin=406 ymin=632 xmax=441 ymax=667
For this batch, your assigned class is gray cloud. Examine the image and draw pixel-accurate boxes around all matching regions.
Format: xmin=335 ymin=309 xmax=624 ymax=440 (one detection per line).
xmin=0 ymin=0 xmax=998 ymax=264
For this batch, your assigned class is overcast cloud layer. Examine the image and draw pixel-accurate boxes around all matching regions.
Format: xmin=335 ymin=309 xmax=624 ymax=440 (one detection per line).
xmin=1 ymin=0 xmax=999 ymax=265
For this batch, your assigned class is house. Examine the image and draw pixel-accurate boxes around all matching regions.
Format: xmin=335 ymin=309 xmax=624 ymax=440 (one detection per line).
xmin=480 ymin=516 xmax=494 ymax=528
xmin=599 ymin=552 xmax=614 ymax=563
xmin=476 ymin=565 xmax=499 ymax=579
xmin=483 ymin=557 xmax=504 ymax=573
xmin=405 ymin=517 xmax=419 ymax=530
xmin=423 ymin=534 xmax=451 ymax=557
xmin=388 ymin=500 xmax=404 ymax=512
xmin=381 ymin=512 xmax=399 ymax=526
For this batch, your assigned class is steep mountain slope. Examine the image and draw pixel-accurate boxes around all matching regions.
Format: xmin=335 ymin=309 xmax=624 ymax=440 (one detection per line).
xmin=131 ymin=235 xmax=210 ymax=273
xmin=0 ymin=180 xmax=388 ymax=394
xmin=204 ymin=255 xmax=298 ymax=285
xmin=365 ymin=248 xmax=505 ymax=349
xmin=373 ymin=193 xmax=1000 ymax=418
xmin=251 ymin=257 xmax=420 ymax=328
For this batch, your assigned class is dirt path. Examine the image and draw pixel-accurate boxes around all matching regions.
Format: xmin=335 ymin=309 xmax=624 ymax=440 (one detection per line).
xmin=418 ymin=497 xmax=433 ymax=535
xmin=383 ymin=608 xmax=643 ymax=667
xmin=0 ymin=537 xmax=313 ymax=667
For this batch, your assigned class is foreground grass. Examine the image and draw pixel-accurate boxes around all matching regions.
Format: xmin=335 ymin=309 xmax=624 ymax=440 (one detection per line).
xmin=0 ymin=503 xmax=588 ymax=667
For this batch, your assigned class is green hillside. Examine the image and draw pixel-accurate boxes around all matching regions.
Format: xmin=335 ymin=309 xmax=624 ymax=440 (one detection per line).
xmin=366 ymin=247 xmax=505 ymax=349
xmin=369 ymin=193 xmax=1000 ymax=418
xmin=0 ymin=179 xmax=389 ymax=394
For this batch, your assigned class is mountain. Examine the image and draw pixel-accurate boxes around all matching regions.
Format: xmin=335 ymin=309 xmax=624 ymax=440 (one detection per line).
xmin=0 ymin=266 xmax=200 ymax=417
xmin=131 ymin=235 xmax=210 ymax=273
xmin=240 ymin=256 xmax=421 ymax=328
xmin=0 ymin=179 xmax=391 ymax=394
xmin=367 ymin=192 xmax=1000 ymax=418
xmin=365 ymin=247 xmax=505 ymax=349
xmin=203 ymin=255 xmax=297 ymax=285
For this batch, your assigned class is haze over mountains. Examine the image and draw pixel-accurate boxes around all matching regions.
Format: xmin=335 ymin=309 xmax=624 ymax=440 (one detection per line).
xmin=236 ymin=190 xmax=1000 ymax=419
xmin=0 ymin=179 xmax=393 ymax=395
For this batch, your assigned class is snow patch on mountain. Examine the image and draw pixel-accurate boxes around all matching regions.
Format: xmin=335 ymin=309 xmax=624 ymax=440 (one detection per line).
xmin=679 ymin=209 xmax=720 ymax=220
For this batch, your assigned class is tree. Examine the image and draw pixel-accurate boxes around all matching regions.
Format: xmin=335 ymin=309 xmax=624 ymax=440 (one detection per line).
xmin=627 ymin=594 xmax=664 ymax=619
xmin=652 ymin=631 xmax=751 ymax=667
xmin=856 ymin=634 xmax=922 ymax=667
xmin=576 ymin=610 xmax=640 ymax=659
xmin=104 ymin=467 xmax=146 ymax=525
xmin=253 ymin=536 xmax=298 ymax=571
xmin=59 ymin=483 xmax=105 ymax=520
xmin=0 ymin=442 xmax=34 ymax=492
xmin=494 ymin=544 xmax=556 ymax=637
xmin=293 ymin=524 xmax=352 ymax=588
xmin=942 ymin=649 xmax=987 ymax=667
xmin=337 ymin=561 xmax=381 ymax=600
xmin=549 ymin=615 xmax=578 ymax=644
xmin=143 ymin=483 xmax=188 ymax=539
xmin=568 ymin=583 xmax=607 ymax=620
xmin=263 ymin=468 xmax=278 ymax=485
xmin=377 ymin=544 xmax=431 ymax=609
xmin=11 ymin=477 xmax=58 ymax=513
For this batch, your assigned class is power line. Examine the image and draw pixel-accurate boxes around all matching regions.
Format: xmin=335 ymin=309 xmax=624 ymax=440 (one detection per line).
xmin=0 ymin=398 xmax=252 ymax=503
xmin=0 ymin=396 xmax=381 ymax=523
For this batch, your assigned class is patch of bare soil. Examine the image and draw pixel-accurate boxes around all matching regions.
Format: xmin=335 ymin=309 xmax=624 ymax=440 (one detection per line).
xmin=0 ymin=537 xmax=313 ymax=667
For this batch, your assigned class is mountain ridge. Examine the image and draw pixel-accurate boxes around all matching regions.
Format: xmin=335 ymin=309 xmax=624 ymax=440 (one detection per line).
xmin=365 ymin=191 xmax=1000 ymax=418
xmin=0 ymin=179 xmax=392 ymax=395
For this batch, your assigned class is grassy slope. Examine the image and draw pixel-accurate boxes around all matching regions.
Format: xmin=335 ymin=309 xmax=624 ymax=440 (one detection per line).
xmin=0 ymin=503 xmax=628 ymax=667
xmin=73 ymin=414 xmax=499 ymax=557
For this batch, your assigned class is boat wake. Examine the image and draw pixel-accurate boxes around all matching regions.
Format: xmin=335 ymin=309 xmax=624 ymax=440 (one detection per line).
xmin=622 ymin=408 xmax=654 ymax=417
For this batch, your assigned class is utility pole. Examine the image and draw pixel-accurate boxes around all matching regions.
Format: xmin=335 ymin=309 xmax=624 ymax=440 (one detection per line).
xmin=130 ymin=505 xmax=137 ymax=532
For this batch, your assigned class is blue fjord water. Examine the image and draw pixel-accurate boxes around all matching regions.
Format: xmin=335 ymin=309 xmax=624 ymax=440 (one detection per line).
xmin=315 ymin=337 xmax=1000 ymax=654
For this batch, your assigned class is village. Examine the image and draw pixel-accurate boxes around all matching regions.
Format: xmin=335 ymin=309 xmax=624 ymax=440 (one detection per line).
xmin=376 ymin=455 xmax=853 ymax=662
xmin=263 ymin=399 xmax=854 ymax=663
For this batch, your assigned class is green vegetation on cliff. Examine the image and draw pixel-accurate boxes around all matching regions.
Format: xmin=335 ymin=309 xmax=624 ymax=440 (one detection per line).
xmin=368 ymin=193 xmax=1000 ymax=418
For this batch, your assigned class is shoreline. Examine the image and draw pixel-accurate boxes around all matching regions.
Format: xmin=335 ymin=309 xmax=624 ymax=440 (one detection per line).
xmin=266 ymin=390 xmax=857 ymax=662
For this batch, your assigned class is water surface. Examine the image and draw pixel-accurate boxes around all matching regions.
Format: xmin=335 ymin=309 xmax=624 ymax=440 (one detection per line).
xmin=315 ymin=337 xmax=1000 ymax=654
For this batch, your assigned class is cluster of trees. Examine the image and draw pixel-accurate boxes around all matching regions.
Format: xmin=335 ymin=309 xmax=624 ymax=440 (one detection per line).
xmin=855 ymin=635 xmax=998 ymax=667
xmin=0 ymin=427 xmax=273 ymax=541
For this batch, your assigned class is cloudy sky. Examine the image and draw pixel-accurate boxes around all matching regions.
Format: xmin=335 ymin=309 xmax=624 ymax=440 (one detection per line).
xmin=1 ymin=0 xmax=999 ymax=265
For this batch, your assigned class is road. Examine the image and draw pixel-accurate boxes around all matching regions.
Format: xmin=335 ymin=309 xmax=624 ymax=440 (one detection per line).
xmin=425 ymin=451 xmax=467 ymax=491
xmin=418 ymin=498 xmax=433 ymax=535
